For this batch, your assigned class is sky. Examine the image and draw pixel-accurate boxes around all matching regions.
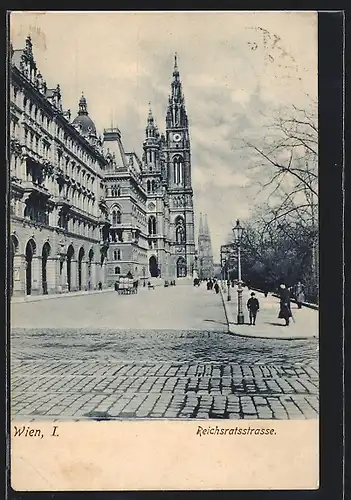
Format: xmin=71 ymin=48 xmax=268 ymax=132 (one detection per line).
xmin=10 ymin=11 xmax=317 ymax=261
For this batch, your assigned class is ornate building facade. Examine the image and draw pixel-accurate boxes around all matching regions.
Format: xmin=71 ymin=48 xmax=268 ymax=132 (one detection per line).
xmin=142 ymin=55 xmax=196 ymax=279
xmin=198 ymin=213 xmax=214 ymax=279
xmin=9 ymin=37 xmax=196 ymax=296
xmin=102 ymin=127 xmax=148 ymax=286
xmin=9 ymin=36 xmax=110 ymax=297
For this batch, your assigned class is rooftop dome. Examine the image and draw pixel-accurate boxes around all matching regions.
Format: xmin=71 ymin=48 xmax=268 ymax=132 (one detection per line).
xmin=72 ymin=93 xmax=97 ymax=135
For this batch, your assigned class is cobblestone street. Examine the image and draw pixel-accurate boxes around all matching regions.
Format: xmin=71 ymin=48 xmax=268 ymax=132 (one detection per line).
xmin=11 ymin=283 xmax=319 ymax=420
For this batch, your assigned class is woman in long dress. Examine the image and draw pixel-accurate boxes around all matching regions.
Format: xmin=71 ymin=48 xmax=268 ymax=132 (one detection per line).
xmin=278 ymin=284 xmax=292 ymax=326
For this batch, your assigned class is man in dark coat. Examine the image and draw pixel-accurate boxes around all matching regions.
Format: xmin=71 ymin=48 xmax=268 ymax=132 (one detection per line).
xmin=247 ymin=292 xmax=260 ymax=325
xmin=278 ymin=284 xmax=292 ymax=326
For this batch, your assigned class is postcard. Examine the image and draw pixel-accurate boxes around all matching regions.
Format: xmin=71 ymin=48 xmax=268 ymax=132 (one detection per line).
xmin=9 ymin=10 xmax=319 ymax=491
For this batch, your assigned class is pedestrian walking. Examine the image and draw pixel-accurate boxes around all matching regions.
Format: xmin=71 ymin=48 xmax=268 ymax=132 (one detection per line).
xmin=296 ymin=281 xmax=305 ymax=309
xmin=98 ymin=281 xmax=102 ymax=291
xmin=114 ymin=281 xmax=119 ymax=292
xmin=247 ymin=292 xmax=260 ymax=325
xmin=214 ymin=282 xmax=220 ymax=294
xmin=278 ymin=284 xmax=292 ymax=326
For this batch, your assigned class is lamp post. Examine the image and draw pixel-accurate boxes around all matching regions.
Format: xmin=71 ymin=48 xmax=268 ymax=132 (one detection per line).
xmin=221 ymin=250 xmax=225 ymax=293
xmin=227 ymin=258 xmax=231 ymax=301
xmin=142 ymin=266 xmax=146 ymax=287
xmin=233 ymin=219 xmax=244 ymax=324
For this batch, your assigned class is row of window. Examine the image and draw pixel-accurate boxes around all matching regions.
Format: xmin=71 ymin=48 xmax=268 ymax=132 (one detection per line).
xmin=11 ymin=121 xmax=99 ymax=193
xmin=21 ymin=201 xmax=97 ymax=237
xmin=14 ymin=87 xmax=99 ymax=169
xmin=23 ymin=128 xmax=51 ymax=159
xmin=58 ymin=213 xmax=97 ymax=237
xmin=58 ymin=155 xmax=96 ymax=190
xmin=19 ymin=94 xmax=52 ymax=132
xmin=58 ymin=183 xmax=96 ymax=214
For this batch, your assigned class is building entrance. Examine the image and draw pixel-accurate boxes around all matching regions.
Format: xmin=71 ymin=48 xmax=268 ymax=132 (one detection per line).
xmin=149 ymin=255 xmax=158 ymax=277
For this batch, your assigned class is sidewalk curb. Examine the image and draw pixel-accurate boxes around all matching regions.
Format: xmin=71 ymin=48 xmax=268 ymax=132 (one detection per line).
xmin=221 ymin=286 xmax=318 ymax=341
xmin=227 ymin=323 xmax=317 ymax=341
xmin=219 ymin=286 xmax=231 ymax=334
xmin=11 ymin=288 xmax=115 ymax=304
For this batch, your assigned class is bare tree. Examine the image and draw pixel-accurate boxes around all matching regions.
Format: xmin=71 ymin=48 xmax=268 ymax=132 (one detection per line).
xmin=232 ymin=100 xmax=318 ymax=300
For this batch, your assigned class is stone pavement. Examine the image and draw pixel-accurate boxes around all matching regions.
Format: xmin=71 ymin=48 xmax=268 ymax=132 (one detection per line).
xmin=10 ymin=281 xmax=226 ymax=330
xmin=221 ymin=286 xmax=318 ymax=340
xmin=10 ymin=282 xmax=319 ymax=421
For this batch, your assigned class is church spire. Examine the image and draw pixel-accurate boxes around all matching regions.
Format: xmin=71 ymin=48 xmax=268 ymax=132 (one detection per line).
xmin=173 ymin=52 xmax=179 ymax=78
xmin=199 ymin=213 xmax=204 ymax=234
xmin=166 ymin=53 xmax=188 ymax=129
xmin=204 ymin=214 xmax=210 ymax=235
xmin=147 ymin=102 xmax=154 ymax=124
xmin=145 ymin=103 xmax=157 ymax=139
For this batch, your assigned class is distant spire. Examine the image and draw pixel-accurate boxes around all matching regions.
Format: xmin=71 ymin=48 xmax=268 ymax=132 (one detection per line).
xmin=173 ymin=52 xmax=179 ymax=78
xmin=145 ymin=103 xmax=157 ymax=140
xmin=147 ymin=102 xmax=154 ymax=124
xmin=199 ymin=213 xmax=203 ymax=234
xmin=204 ymin=214 xmax=209 ymax=235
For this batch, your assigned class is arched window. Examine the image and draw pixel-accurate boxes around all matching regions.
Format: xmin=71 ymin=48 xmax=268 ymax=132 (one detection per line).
xmin=116 ymin=210 xmax=121 ymax=224
xmin=152 ymin=180 xmax=155 ymax=192
xmin=114 ymin=249 xmax=121 ymax=260
xmin=173 ymin=155 xmax=183 ymax=185
xmin=148 ymin=216 xmax=156 ymax=235
xmin=147 ymin=180 xmax=151 ymax=193
xmin=115 ymin=266 xmax=121 ymax=274
xmin=111 ymin=185 xmax=120 ymax=197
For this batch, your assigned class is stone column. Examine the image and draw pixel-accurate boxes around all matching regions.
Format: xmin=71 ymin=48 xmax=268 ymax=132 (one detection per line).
xmin=59 ymin=259 xmax=67 ymax=293
xmin=101 ymin=261 xmax=107 ymax=288
xmin=70 ymin=260 xmax=77 ymax=292
xmin=31 ymin=256 xmax=41 ymax=295
xmin=12 ymin=254 xmax=25 ymax=296
xmin=46 ymin=257 xmax=58 ymax=294
xmin=82 ymin=261 xmax=88 ymax=290
xmin=94 ymin=262 xmax=101 ymax=289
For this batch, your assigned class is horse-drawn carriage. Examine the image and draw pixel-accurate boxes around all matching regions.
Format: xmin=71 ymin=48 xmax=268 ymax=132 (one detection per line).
xmin=114 ymin=276 xmax=138 ymax=295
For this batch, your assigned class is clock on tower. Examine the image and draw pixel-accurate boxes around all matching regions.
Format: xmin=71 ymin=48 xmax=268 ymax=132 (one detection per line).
xmin=172 ymin=132 xmax=182 ymax=143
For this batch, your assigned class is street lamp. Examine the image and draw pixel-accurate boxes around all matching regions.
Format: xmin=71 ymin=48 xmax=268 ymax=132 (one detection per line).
xmin=227 ymin=258 xmax=231 ymax=301
xmin=233 ymin=219 xmax=245 ymax=324
xmin=142 ymin=266 xmax=146 ymax=287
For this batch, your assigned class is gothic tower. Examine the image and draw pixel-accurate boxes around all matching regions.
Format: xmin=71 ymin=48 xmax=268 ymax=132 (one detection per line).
xmin=142 ymin=105 xmax=171 ymax=279
xmin=198 ymin=213 xmax=214 ymax=279
xmin=165 ymin=54 xmax=195 ymax=278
